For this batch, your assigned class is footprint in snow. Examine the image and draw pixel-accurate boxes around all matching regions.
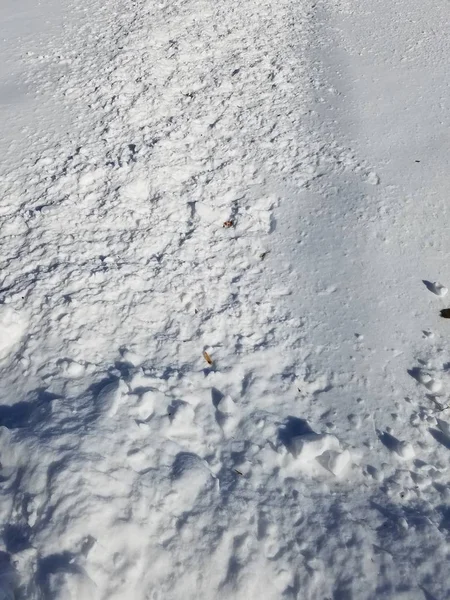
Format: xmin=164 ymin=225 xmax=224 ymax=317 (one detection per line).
xmin=215 ymin=394 xmax=239 ymax=436
xmin=167 ymin=452 xmax=216 ymax=514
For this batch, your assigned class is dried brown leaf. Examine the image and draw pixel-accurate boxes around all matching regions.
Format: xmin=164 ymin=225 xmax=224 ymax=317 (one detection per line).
xmin=203 ymin=350 xmax=213 ymax=365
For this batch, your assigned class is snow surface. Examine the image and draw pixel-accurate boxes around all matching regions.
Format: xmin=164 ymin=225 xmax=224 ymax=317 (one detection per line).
xmin=0 ymin=0 xmax=450 ymax=597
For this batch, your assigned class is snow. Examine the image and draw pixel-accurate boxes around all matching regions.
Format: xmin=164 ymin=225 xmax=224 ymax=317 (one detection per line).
xmin=0 ymin=0 xmax=450 ymax=597
xmin=425 ymin=281 xmax=448 ymax=298
xmin=0 ymin=307 xmax=27 ymax=361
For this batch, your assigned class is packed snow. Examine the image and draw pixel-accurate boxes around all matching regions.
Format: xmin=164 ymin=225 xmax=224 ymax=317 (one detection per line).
xmin=0 ymin=0 xmax=450 ymax=598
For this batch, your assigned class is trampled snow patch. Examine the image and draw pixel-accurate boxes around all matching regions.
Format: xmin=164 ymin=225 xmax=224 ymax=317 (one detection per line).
xmin=1 ymin=0 xmax=450 ymax=596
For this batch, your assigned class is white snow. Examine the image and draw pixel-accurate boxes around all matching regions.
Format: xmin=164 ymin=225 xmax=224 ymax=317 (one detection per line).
xmin=396 ymin=441 xmax=416 ymax=461
xmin=0 ymin=307 xmax=27 ymax=362
xmin=427 ymin=281 xmax=448 ymax=297
xmin=321 ymin=448 xmax=351 ymax=477
xmin=417 ymin=371 xmax=443 ymax=393
xmin=1 ymin=0 xmax=450 ymax=597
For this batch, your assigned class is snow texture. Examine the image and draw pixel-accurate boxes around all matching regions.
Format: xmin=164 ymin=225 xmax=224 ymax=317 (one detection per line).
xmin=0 ymin=0 xmax=450 ymax=597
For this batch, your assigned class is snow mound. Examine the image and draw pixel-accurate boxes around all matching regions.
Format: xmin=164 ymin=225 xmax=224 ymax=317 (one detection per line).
xmin=426 ymin=281 xmax=448 ymax=297
xmin=290 ymin=432 xmax=352 ymax=476
xmin=0 ymin=306 xmax=26 ymax=361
